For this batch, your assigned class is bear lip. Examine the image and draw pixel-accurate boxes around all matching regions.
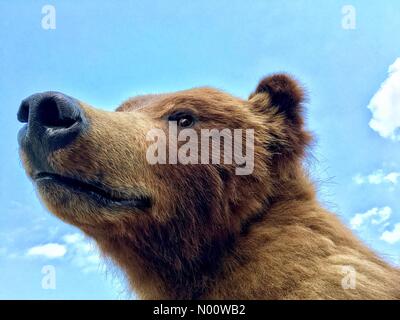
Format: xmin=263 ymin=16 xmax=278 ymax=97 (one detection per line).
xmin=33 ymin=172 xmax=151 ymax=209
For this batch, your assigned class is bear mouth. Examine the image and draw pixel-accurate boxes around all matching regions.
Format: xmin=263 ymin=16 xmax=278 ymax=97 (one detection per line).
xmin=34 ymin=172 xmax=151 ymax=209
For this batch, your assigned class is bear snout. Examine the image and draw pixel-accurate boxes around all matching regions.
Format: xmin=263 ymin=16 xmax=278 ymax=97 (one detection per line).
xmin=17 ymin=91 xmax=88 ymax=170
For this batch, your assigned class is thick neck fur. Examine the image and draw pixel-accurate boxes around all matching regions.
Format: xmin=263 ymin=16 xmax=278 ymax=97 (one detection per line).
xmin=94 ymin=166 xmax=400 ymax=299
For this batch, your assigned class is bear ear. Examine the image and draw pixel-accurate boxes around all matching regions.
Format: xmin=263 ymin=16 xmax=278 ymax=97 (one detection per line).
xmin=249 ymin=74 xmax=312 ymax=163
xmin=249 ymin=73 xmax=305 ymax=124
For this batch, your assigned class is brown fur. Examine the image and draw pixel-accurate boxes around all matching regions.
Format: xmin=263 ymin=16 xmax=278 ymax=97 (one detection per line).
xmin=20 ymin=74 xmax=400 ymax=299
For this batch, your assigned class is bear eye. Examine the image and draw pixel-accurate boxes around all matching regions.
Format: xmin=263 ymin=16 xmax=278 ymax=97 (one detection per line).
xmin=177 ymin=115 xmax=194 ymax=128
xmin=168 ymin=112 xmax=196 ymax=128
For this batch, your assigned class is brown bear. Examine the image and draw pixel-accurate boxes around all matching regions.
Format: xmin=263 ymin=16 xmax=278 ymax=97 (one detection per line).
xmin=17 ymin=74 xmax=400 ymax=299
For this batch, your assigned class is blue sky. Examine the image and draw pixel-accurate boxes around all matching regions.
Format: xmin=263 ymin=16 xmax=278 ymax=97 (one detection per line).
xmin=1 ymin=0 xmax=400 ymax=299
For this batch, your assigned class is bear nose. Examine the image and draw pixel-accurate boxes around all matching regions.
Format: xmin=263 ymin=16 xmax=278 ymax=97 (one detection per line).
xmin=17 ymin=92 xmax=88 ymax=153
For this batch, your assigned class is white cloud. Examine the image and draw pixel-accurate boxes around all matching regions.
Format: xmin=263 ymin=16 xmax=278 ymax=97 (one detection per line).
xmin=27 ymin=243 xmax=67 ymax=259
xmin=368 ymin=57 xmax=400 ymax=141
xmin=62 ymin=233 xmax=102 ymax=273
xmin=384 ymin=172 xmax=400 ymax=184
xmin=353 ymin=170 xmax=400 ymax=185
xmin=350 ymin=206 xmax=392 ymax=230
xmin=353 ymin=174 xmax=365 ymax=185
xmin=380 ymin=223 xmax=400 ymax=244
xmin=63 ymin=233 xmax=82 ymax=244
xmin=60 ymin=233 xmax=126 ymax=294
xmin=25 ymin=233 xmax=101 ymax=273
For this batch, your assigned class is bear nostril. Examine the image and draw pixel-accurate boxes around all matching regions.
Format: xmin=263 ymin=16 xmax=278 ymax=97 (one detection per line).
xmin=36 ymin=96 xmax=78 ymax=129
xmin=17 ymin=100 xmax=30 ymax=123
xmin=17 ymin=91 xmax=88 ymax=153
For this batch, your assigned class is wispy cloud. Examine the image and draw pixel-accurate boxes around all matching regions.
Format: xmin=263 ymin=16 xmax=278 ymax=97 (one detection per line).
xmin=62 ymin=233 xmax=102 ymax=273
xmin=368 ymin=57 xmax=400 ymax=141
xmin=353 ymin=170 xmax=400 ymax=185
xmin=63 ymin=233 xmax=82 ymax=244
xmin=380 ymin=223 xmax=400 ymax=244
xmin=25 ymin=233 xmax=102 ymax=273
xmin=27 ymin=243 xmax=67 ymax=259
xmin=350 ymin=206 xmax=392 ymax=230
